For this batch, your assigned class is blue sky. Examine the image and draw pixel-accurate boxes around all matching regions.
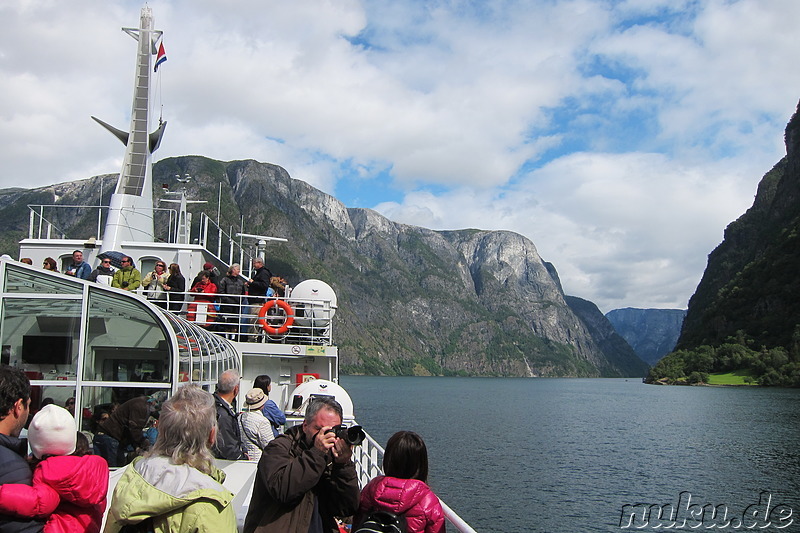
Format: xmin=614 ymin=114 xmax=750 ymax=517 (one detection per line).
xmin=1 ymin=0 xmax=799 ymax=312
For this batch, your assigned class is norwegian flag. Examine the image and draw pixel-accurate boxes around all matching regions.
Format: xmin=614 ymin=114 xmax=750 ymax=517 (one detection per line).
xmin=154 ymin=42 xmax=167 ymax=72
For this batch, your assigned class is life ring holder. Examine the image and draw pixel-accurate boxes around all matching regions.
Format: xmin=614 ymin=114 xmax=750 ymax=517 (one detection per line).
xmin=257 ymin=299 xmax=295 ymax=335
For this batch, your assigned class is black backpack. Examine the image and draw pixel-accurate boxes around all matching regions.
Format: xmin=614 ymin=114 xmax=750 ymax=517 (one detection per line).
xmin=118 ymin=518 xmax=155 ymax=533
xmin=353 ymin=510 xmax=407 ymax=533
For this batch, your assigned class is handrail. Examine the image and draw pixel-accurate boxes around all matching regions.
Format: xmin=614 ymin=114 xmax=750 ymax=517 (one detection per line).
xmin=354 ymin=427 xmax=477 ymax=532
xmin=140 ymin=290 xmax=334 ymax=346
xmin=198 ymin=213 xmax=255 ymax=269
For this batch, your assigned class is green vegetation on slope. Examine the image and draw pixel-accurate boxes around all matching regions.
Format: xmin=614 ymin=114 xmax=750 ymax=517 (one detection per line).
xmin=646 ymin=331 xmax=800 ymax=386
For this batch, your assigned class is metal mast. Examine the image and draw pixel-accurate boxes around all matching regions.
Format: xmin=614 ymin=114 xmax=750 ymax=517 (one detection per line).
xmin=93 ymin=6 xmax=166 ymax=251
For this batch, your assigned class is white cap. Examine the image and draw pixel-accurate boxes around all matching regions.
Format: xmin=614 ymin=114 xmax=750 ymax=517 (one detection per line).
xmin=28 ymin=404 xmax=76 ymax=459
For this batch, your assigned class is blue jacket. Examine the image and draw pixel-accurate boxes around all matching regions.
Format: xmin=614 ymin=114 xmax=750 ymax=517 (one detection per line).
xmin=67 ymin=261 xmax=92 ymax=280
xmin=0 ymin=433 xmax=45 ymax=533
xmin=261 ymin=400 xmax=286 ymax=438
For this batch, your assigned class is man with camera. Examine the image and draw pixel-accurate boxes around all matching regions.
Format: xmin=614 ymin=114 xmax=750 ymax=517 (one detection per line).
xmin=111 ymin=255 xmax=141 ymax=292
xmin=243 ymin=397 xmax=359 ymax=533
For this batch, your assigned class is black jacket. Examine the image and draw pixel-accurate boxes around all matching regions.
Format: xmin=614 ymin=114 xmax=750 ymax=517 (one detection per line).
xmin=248 ymin=266 xmax=273 ymax=303
xmin=0 ymin=433 xmax=45 ymax=533
xmin=212 ymin=393 xmax=245 ymax=460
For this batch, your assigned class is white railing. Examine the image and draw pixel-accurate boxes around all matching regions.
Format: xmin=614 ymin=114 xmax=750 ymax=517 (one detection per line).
xmin=148 ymin=291 xmax=334 ymax=346
xmin=354 ymin=427 xmax=477 ymax=533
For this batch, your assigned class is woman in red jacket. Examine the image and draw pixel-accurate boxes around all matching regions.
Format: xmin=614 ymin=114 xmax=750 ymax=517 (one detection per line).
xmin=355 ymin=431 xmax=446 ymax=533
xmin=186 ymin=270 xmax=217 ymax=325
xmin=0 ymin=404 xmax=108 ymax=533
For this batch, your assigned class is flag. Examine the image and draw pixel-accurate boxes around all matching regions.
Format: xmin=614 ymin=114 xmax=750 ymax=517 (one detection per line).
xmin=154 ymin=42 xmax=167 ymax=72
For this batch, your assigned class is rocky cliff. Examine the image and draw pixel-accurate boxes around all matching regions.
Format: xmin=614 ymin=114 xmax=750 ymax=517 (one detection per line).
xmin=605 ymin=308 xmax=686 ymax=365
xmin=677 ymin=100 xmax=800 ymax=352
xmin=0 ymin=156 xmax=648 ymax=377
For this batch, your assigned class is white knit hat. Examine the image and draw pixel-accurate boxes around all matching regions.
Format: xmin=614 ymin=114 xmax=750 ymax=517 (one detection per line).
xmin=28 ymin=404 xmax=77 ymax=459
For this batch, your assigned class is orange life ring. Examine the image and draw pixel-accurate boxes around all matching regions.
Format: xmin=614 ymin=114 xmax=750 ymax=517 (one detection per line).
xmin=257 ymin=299 xmax=295 ymax=335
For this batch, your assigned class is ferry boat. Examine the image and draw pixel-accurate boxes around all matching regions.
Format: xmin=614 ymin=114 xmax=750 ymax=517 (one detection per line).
xmin=2 ymin=6 xmax=475 ymax=532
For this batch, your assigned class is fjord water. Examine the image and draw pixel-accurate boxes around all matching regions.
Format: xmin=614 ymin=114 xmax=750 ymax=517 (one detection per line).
xmin=341 ymin=376 xmax=800 ymax=532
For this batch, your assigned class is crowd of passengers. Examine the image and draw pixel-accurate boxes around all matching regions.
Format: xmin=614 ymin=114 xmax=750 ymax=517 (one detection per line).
xmin=0 ymin=365 xmax=446 ymax=533
xmin=20 ymin=252 xmax=290 ymax=335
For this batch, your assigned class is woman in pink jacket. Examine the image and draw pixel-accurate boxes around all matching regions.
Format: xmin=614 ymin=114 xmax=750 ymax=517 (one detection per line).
xmin=356 ymin=431 xmax=446 ymax=533
xmin=0 ymin=405 xmax=108 ymax=533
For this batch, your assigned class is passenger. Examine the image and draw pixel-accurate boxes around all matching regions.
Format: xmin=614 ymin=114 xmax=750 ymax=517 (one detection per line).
xmin=64 ymin=397 xmax=75 ymax=417
xmin=186 ymin=271 xmax=217 ymax=326
xmin=0 ymin=365 xmax=42 ymax=533
xmin=253 ymin=374 xmax=285 ymax=438
xmin=42 ymin=257 xmax=58 ymax=273
xmin=242 ymin=397 xmax=359 ymax=533
xmin=0 ymin=405 xmax=108 ymax=533
xmin=74 ymin=431 xmax=91 ymax=456
xmin=104 ymin=385 xmax=237 ymax=533
xmin=238 ymin=388 xmax=274 ymax=462
xmin=355 ymin=431 xmax=446 ymax=533
xmin=247 ymin=257 xmax=273 ymax=305
xmin=217 ymin=264 xmax=247 ymax=338
xmin=164 ymin=263 xmax=186 ymax=313
xmin=64 ymin=250 xmax=91 ymax=280
xmin=87 ymin=257 xmax=115 ymax=285
xmin=19 ymin=258 xmax=33 ymax=265
xmin=142 ymin=261 xmax=169 ymax=308
xmin=92 ymin=392 xmax=165 ymax=467
xmin=211 ymin=370 xmax=245 ymax=460
xmin=111 ymin=256 xmax=141 ymax=292
xmin=269 ymin=276 xmax=288 ymax=297
xmin=191 ymin=262 xmax=220 ymax=290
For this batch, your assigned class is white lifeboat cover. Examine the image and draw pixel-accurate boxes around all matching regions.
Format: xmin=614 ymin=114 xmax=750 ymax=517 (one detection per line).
xmin=289 ymin=379 xmax=354 ymax=420
xmin=291 ymin=279 xmax=337 ymax=317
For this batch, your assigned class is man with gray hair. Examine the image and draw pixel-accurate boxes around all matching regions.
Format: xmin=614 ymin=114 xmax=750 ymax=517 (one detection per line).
xmin=247 ymin=257 xmax=273 ymax=305
xmin=243 ymin=397 xmax=359 ymax=532
xmin=212 ymin=369 xmax=245 ymax=460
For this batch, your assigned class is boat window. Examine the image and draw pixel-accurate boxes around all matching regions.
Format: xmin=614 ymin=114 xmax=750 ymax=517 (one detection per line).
xmin=5 ymin=265 xmax=83 ymax=295
xmin=80 ymin=384 xmax=167 ymax=433
xmin=82 ymin=290 xmax=170 ymax=382
xmin=1 ymin=298 xmax=82 ymax=374
xmin=30 ymin=385 xmax=77 ymax=417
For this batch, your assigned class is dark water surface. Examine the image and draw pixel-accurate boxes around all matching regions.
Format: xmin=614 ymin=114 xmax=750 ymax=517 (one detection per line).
xmin=340 ymin=376 xmax=800 ymax=532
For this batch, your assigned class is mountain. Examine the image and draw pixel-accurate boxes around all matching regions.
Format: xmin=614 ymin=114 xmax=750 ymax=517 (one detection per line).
xmin=0 ymin=156 xmax=648 ymax=378
xmin=647 ymin=100 xmax=800 ymax=386
xmin=565 ymin=297 xmax=650 ymax=376
xmin=678 ymin=101 xmax=800 ymax=352
xmin=605 ymin=308 xmax=686 ymax=365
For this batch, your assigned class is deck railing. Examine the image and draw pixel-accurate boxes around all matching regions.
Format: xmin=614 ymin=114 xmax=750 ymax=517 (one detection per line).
xmin=147 ymin=291 xmax=334 ymax=346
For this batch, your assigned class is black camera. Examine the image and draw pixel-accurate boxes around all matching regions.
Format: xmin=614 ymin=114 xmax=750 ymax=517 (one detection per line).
xmin=121 ymin=281 xmax=129 ymax=288
xmin=326 ymin=424 xmax=365 ymax=446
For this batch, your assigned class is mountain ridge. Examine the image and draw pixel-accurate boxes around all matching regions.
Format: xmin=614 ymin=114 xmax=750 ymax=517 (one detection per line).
xmin=0 ymin=155 xmax=648 ymax=378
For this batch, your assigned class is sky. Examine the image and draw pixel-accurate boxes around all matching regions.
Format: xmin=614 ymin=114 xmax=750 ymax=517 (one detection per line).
xmin=2 ymin=0 xmax=799 ymax=313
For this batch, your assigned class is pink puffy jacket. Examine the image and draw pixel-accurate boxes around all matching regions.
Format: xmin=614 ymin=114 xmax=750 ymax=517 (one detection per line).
xmin=356 ymin=475 xmax=446 ymax=533
xmin=0 ymin=454 xmax=108 ymax=533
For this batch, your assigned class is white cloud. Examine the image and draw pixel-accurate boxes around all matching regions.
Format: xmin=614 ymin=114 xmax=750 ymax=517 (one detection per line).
xmin=0 ymin=0 xmax=796 ymax=313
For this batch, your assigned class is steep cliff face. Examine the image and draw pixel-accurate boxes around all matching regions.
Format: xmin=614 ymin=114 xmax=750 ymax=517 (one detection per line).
xmin=605 ymin=308 xmax=686 ymax=365
xmin=0 ymin=155 xmax=647 ymax=377
xmin=566 ymin=297 xmax=651 ymax=376
xmin=678 ymin=100 xmax=800 ymax=351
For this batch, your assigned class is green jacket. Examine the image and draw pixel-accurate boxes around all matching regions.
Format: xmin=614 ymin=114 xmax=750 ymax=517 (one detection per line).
xmin=104 ymin=456 xmax=236 ymax=533
xmin=112 ymin=265 xmax=142 ymax=291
